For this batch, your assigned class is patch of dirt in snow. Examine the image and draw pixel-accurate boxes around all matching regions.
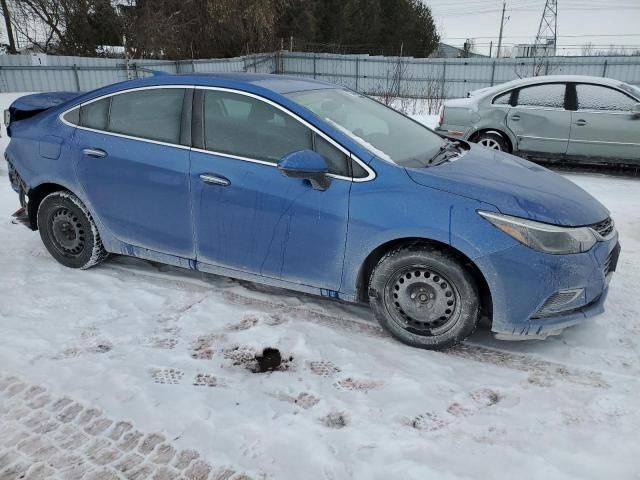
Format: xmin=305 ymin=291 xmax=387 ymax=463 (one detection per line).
xmin=222 ymin=346 xmax=295 ymax=373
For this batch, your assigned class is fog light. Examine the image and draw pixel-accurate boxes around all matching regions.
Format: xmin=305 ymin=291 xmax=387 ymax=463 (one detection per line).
xmin=532 ymin=288 xmax=584 ymax=319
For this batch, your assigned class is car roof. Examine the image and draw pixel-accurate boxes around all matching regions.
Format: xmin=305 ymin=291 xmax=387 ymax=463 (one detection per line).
xmin=473 ymin=75 xmax=631 ymax=97
xmin=134 ymin=72 xmax=338 ymax=94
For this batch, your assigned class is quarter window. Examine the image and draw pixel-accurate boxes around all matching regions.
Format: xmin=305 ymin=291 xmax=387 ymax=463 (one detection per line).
xmin=516 ymin=84 xmax=566 ymax=109
xmin=576 ymin=84 xmax=637 ymax=112
xmin=204 ymin=90 xmax=312 ymax=164
xmin=314 ymin=134 xmax=349 ymax=177
xmin=492 ymin=91 xmax=512 ymax=105
xmin=108 ymin=89 xmax=185 ymax=144
xmin=80 ymin=98 xmax=109 ymax=130
xmin=63 ymin=107 xmax=80 ymax=125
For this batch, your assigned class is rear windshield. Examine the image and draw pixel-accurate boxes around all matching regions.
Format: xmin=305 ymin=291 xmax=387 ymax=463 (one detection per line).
xmin=285 ymin=88 xmax=445 ymax=167
xmin=619 ymin=82 xmax=640 ymax=100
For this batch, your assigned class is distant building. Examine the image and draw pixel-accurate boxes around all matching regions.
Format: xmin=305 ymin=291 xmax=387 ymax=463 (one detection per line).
xmin=512 ymin=40 xmax=556 ymax=58
xmin=429 ymin=43 xmax=487 ymax=59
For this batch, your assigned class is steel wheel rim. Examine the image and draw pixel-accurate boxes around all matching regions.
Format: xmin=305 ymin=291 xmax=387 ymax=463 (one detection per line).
xmin=479 ymin=138 xmax=502 ymax=150
xmin=48 ymin=207 xmax=86 ymax=257
xmin=384 ymin=266 xmax=461 ymax=337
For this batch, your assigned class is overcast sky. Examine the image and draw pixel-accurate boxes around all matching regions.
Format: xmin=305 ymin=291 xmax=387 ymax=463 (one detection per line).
xmin=429 ymin=0 xmax=640 ymax=56
xmin=2 ymin=0 xmax=640 ymax=57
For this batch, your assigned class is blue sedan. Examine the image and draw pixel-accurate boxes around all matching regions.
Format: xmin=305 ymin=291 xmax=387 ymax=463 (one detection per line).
xmin=4 ymin=73 xmax=620 ymax=349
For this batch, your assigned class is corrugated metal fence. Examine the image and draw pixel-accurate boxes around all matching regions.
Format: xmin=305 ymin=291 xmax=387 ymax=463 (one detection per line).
xmin=1 ymin=51 xmax=639 ymax=99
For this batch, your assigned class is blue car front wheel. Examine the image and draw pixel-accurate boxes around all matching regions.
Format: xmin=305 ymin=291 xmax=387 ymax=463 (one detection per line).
xmin=369 ymin=244 xmax=480 ymax=349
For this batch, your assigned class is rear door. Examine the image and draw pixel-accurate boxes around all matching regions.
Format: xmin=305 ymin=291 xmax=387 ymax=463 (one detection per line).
xmin=70 ymin=86 xmax=195 ymax=258
xmin=507 ymin=83 xmax=571 ymax=155
xmin=567 ymin=83 xmax=640 ymax=164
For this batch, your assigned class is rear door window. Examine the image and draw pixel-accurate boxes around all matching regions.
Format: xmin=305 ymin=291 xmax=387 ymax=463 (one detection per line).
xmin=108 ymin=88 xmax=185 ymax=144
xmin=576 ymin=84 xmax=637 ymax=112
xmin=516 ymin=84 xmax=566 ymax=109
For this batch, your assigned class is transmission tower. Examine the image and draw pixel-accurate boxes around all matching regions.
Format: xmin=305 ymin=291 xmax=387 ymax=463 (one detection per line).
xmin=533 ymin=0 xmax=558 ymax=59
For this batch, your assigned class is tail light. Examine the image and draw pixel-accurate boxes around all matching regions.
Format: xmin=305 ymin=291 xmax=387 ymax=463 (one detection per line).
xmin=4 ymin=109 xmax=11 ymax=128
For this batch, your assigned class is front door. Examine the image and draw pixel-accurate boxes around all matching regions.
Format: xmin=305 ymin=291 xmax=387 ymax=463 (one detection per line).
xmin=72 ymin=87 xmax=194 ymax=258
xmin=567 ymin=83 xmax=640 ymax=163
xmin=507 ymin=82 xmax=571 ymax=155
xmin=190 ymin=88 xmax=352 ymax=292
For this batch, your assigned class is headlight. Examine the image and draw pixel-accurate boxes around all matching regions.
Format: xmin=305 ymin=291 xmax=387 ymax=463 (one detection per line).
xmin=478 ymin=211 xmax=597 ymax=254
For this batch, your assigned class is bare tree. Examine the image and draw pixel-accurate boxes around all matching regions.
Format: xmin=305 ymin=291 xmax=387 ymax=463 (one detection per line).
xmin=581 ymin=42 xmax=595 ymax=56
xmin=0 ymin=0 xmax=17 ymax=53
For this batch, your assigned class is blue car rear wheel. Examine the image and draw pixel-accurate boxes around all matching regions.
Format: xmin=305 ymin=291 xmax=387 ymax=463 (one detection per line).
xmin=369 ymin=245 xmax=480 ymax=349
xmin=37 ymin=191 xmax=108 ymax=270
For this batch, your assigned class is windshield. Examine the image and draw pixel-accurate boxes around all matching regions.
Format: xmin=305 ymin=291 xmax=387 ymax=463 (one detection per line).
xmin=285 ymin=88 xmax=446 ymax=167
xmin=619 ymin=82 xmax=640 ymax=100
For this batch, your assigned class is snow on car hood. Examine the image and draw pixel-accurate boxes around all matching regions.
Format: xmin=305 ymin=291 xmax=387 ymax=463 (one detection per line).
xmin=405 ymin=144 xmax=610 ymax=226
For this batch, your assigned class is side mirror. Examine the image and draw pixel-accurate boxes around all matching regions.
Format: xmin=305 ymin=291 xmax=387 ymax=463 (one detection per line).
xmin=277 ymin=150 xmax=331 ymax=191
xmin=632 ymin=103 xmax=640 ymax=117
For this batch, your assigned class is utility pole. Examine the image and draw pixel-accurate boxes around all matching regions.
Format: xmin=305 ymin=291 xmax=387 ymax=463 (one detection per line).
xmin=496 ymin=0 xmax=506 ymax=58
xmin=0 ymin=0 xmax=17 ymax=54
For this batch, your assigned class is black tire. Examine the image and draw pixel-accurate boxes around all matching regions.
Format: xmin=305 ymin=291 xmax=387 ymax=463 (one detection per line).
xmin=37 ymin=191 xmax=108 ymax=269
xmin=475 ymin=132 xmax=509 ymax=152
xmin=368 ymin=244 xmax=480 ymax=350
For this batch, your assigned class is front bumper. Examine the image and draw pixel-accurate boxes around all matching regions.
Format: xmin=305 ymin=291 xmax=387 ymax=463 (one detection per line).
xmin=475 ymin=234 xmax=620 ymax=340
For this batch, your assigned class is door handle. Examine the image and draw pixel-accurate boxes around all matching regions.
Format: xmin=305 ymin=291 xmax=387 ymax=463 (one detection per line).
xmin=574 ymin=119 xmax=587 ymax=126
xmin=82 ymin=148 xmax=107 ymax=158
xmin=510 ymin=114 xmax=520 ymax=121
xmin=200 ymin=173 xmax=230 ymax=187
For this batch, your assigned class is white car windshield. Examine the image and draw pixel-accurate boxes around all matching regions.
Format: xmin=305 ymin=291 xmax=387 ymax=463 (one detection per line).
xmin=286 ymin=88 xmax=447 ymax=167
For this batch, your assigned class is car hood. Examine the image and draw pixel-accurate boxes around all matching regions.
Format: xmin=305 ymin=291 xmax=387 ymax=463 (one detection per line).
xmin=405 ymin=145 xmax=609 ymax=226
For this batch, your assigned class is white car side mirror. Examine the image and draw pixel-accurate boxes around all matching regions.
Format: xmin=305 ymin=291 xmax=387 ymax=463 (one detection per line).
xmin=632 ymin=103 xmax=640 ymax=117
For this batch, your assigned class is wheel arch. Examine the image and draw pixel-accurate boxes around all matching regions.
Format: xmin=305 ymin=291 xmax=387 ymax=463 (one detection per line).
xmin=468 ymin=128 xmax=514 ymax=153
xmin=356 ymin=237 xmax=493 ymax=322
xmin=26 ymin=182 xmax=72 ymax=230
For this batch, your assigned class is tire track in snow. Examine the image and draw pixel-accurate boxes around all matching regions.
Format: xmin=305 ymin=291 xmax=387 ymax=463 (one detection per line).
xmin=104 ymin=261 xmax=613 ymax=389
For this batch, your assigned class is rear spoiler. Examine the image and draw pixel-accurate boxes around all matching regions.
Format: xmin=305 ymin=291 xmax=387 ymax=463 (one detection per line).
xmin=4 ymin=91 xmax=81 ymax=133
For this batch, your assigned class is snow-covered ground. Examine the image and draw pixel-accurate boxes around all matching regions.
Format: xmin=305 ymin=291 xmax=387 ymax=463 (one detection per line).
xmin=1 ymin=93 xmax=640 ymax=479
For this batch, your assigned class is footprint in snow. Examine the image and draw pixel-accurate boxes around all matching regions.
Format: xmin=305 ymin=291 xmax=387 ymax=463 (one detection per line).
xmin=308 ymin=360 xmax=341 ymax=377
xmin=149 ymin=368 xmax=184 ymax=385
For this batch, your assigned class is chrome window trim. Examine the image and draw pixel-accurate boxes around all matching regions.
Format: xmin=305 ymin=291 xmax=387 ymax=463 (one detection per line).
xmin=59 ymin=85 xmax=193 ymax=149
xmin=58 ymin=84 xmax=376 ymax=182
